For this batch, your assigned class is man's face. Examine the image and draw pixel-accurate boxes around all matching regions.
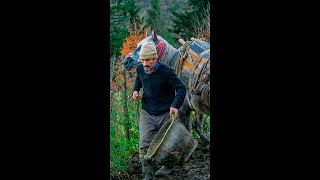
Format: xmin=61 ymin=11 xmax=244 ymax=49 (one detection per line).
xmin=141 ymin=58 xmax=157 ymax=73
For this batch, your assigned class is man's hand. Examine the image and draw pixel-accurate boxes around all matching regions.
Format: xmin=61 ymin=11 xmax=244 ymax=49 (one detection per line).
xmin=170 ymin=107 xmax=178 ymax=119
xmin=132 ymin=91 xmax=142 ymax=101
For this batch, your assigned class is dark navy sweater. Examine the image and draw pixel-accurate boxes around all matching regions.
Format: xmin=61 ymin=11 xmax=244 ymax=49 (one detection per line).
xmin=133 ymin=62 xmax=186 ymax=115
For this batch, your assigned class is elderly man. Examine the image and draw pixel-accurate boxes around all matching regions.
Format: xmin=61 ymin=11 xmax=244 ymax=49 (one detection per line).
xmin=132 ymin=42 xmax=186 ymax=180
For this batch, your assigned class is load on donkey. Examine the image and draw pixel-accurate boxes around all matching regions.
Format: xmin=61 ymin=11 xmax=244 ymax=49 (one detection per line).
xmin=122 ymin=30 xmax=211 ymax=145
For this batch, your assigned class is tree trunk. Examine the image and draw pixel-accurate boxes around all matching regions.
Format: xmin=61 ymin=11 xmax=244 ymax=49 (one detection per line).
xmin=110 ymin=57 xmax=117 ymax=98
xmin=122 ymin=56 xmax=130 ymax=141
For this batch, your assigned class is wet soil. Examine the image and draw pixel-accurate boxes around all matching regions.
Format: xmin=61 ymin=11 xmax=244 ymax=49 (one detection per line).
xmin=111 ymin=141 xmax=212 ymax=180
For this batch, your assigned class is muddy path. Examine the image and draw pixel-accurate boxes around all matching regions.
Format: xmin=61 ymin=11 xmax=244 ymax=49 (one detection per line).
xmin=111 ymin=141 xmax=212 ymax=180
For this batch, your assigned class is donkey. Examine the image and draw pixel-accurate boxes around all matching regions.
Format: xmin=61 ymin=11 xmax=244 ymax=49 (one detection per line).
xmin=122 ymin=31 xmax=210 ymax=145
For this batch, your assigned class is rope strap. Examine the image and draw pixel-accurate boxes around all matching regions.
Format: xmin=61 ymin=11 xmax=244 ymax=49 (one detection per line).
xmin=172 ymin=40 xmax=194 ymax=78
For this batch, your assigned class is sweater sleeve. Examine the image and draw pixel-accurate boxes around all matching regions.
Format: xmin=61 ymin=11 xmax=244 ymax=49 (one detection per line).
xmin=168 ymin=68 xmax=187 ymax=109
xmin=133 ymin=72 xmax=142 ymax=92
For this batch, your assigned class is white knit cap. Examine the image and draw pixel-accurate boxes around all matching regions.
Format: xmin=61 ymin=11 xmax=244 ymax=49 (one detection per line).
xmin=140 ymin=42 xmax=158 ymax=60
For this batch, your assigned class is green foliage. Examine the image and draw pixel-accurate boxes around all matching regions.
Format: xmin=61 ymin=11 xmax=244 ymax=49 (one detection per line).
xmin=110 ymin=95 xmax=140 ymax=174
xmin=110 ymin=28 xmax=128 ymax=57
xmin=110 ymin=0 xmax=141 ymax=58
xmin=163 ymin=31 xmax=179 ymax=48
xmin=188 ymin=0 xmax=209 ymax=12
xmin=110 ymin=69 xmax=140 ymax=176
xmin=126 ymin=0 xmax=142 ymax=31
xmin=171 ymin=0 xmax=210 ymax=40
xmin=169 ymin=5 xmax=178 ymax=14
xmin=190 ymin=112 xmax=211 ymax=140
xmin=203 ymin=114 xmax=210 ymax=137
xmin=144 ymin=0 xmax=163 ymax=35
xmin=172 ymin=9 xmax=194 ymax=40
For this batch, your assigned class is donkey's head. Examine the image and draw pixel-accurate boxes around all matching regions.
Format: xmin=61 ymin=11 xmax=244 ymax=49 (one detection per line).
xmin=122 ymin=31 xmax=164 ymax=71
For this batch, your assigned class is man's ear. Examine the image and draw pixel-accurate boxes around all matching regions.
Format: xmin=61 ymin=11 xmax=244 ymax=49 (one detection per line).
xmin=152 ymin=31 xmax=158 ymax=42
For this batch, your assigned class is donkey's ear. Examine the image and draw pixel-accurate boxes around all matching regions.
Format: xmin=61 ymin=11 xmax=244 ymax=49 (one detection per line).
xmin=146 ymin=31 xmax=152 ymax=37
xmin=145 ymin=26 xmax=152 ymax=37
xmin=151 ymin=31 xmax=158 ymax=42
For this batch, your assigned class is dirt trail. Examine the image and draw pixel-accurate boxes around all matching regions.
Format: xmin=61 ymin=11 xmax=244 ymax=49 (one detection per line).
xmin=111 ymin=141 xmax=212 ymax=180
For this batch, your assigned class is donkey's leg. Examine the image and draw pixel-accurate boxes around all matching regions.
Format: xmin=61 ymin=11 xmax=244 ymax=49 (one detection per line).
xmin=195 ymin=113 xmax=210 ymax=145
xmin=179 ymin=100 xmax=192 ymax=132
